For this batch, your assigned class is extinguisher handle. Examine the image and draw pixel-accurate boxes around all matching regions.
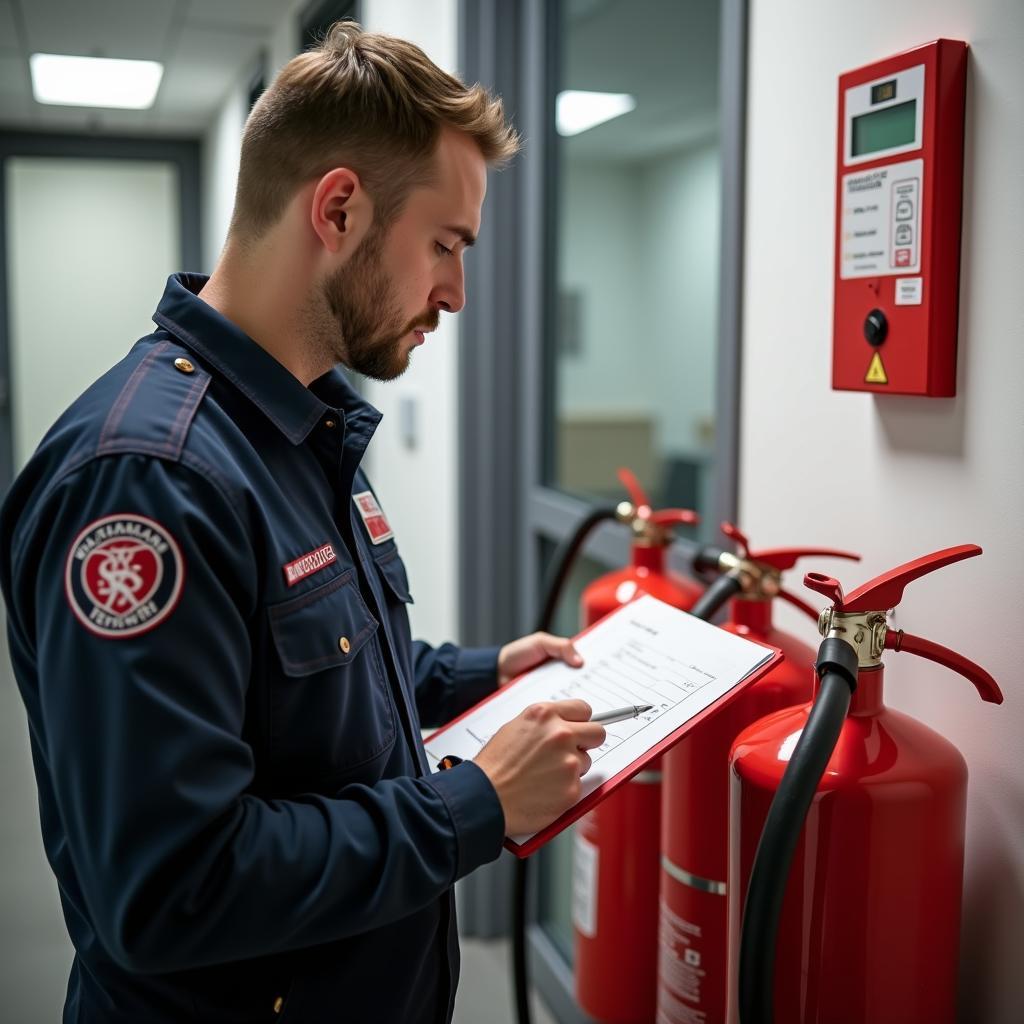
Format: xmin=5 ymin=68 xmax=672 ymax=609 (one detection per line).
xmin=617 ymin=466 xmax=651 ymax=513
xmin=884 ymin=629 xmax=1004 ymax=704
xmin=839 ymin=544 xmax=983 ymax=613
xmin=649 ymin=508 xmax=700 ymax=527
xmin=779 ymin=587 xmax=823 ymax=622
xmin=720 ymin=521 xmax=750 ymax=557
xmin=804 ymin=572 xmax=847 ymax=608
xmin=752 ymin=547 xmax=860 ymax=572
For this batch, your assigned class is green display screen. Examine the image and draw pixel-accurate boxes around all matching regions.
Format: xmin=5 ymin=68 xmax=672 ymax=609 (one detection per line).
xmin=851 ymin=99 xmax=917 ymax=156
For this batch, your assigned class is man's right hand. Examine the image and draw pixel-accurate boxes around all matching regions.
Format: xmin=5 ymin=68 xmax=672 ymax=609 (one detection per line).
xmin=474 ymin=700 xmax=606 ymax=836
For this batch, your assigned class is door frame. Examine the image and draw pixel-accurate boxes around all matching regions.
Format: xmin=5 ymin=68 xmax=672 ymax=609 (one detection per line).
xmin=0 ymin=132 xmax=201 ymax=491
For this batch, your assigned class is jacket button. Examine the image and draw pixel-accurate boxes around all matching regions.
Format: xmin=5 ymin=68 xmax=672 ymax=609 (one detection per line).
xmin=338 ymin=636 xmax=351 ymax=654
xmin=273 ymin=995 xmax=284 ymax=1014
xmin=324 ymin=418 xmax=337 ymax=429
xmin=173 ymin=357 xmax=195 ymax=374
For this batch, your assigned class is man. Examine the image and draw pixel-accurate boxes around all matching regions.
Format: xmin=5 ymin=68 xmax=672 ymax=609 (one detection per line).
xmin=0 ymin=22 xmax=605 ymax=1024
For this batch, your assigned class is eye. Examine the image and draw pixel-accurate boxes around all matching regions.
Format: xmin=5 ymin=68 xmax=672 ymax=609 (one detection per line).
xmin=434 ymin=241 xmax=454 ymax=258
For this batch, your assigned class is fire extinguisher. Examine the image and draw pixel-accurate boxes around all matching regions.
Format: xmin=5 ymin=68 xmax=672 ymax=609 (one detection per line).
xmin=657 ymin=525 xmax=859 ymax=1024
xmin=512 ymin=469 xmax=698 ymax=1024
xmin=728 ymin=544 xmax=1003 ymax=1024
xmin=573 ymin=469 xmax=702 ymax=1024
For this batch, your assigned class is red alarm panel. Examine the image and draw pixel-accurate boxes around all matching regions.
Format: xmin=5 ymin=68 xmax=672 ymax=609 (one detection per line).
xmin=832 ymin=39 xmax=967 ymax=396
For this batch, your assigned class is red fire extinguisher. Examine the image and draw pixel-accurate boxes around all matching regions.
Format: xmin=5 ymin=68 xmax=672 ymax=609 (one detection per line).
xmin=657 ymin=524 xmax=858 ymax=1024
xmin=727 ymin=545 xmax=1003 ymax=1024
xmin=574 ymin=469 xmax=701 ymax=1024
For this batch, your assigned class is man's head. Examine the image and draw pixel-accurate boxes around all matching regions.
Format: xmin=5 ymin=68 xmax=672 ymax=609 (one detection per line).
xmin=228 ymin=21 xmax=519 ymax=380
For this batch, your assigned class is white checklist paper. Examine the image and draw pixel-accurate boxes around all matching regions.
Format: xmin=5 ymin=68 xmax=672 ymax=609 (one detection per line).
xmin=424 ymin=594 xmax=777 ymax=848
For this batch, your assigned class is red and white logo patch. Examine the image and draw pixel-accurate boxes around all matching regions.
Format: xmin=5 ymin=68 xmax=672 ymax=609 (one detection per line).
xmin=353 ymin=491 xmax=394 ymax=545
xmin=64 ymin=514 xmax=185 ymax=639
xmin=283 ymin=543 xmax=337 ymax=586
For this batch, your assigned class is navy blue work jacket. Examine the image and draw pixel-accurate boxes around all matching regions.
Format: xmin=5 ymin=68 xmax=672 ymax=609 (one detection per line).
xmin=0 ymin=273 xmax=506 ymax=1023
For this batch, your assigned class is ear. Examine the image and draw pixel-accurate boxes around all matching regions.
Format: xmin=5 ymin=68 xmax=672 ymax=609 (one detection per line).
xmin=310 ymin=167 xmax=373 ymax=255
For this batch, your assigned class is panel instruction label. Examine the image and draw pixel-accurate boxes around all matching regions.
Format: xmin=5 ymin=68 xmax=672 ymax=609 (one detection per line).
xmin=840 ymin=158 xmax=923 ymax=278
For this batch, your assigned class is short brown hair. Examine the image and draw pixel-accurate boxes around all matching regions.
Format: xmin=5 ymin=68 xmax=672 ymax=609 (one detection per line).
xmin=230 ymin=20 xmax=520 ymax=243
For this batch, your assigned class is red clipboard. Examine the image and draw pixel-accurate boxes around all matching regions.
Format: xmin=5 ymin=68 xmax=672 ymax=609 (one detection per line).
xmin=424 ymin=607 xmax=785 ymax=859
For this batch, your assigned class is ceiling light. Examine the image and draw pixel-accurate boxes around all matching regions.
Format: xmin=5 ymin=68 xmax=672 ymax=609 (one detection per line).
xmin=30 ymin=54 xmax=164 ymax=110
xmin=556 ymin=90 xmax=636 ymax=137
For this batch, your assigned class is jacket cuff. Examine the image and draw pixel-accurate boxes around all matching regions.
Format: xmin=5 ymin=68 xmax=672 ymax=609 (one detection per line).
xmin=453 ymin=645 xmax=501 ymax=712
xmin=423 ymin=761 xmax=505 ymax=881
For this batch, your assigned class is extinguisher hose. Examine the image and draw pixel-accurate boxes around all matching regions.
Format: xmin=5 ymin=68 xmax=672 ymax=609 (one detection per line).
xmin=737 ymin=638 xmax=859 ymax=1023
xmin=513 ymin=504 xmax=619 ymax=1024
xmin=689 ymin=571 xmax=743 ymax=620
xmin=535 ymin=505 xmax=622 ymax=636
xmin=693 ymin=543 xmax=728 ymax=576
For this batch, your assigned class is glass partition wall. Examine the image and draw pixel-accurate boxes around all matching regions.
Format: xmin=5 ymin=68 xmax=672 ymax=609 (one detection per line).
xmin=546 ymin=0 xmax=722 ymax=535
xmin=459 ymin=0 xmax=746 ymax=1016
xmin=539 ymin=0 xmax=726 ymax=977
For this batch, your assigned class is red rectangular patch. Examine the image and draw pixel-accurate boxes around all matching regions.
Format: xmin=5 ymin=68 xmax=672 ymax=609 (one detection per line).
xmin=283 ymin=543 xmax=337 ymax=586
xmin=353 ymin=491 xmax=394 ymax=545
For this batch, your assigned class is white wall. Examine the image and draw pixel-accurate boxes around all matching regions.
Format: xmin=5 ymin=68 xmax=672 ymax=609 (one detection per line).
xmin=5 ymin=157 xmax=178 ymax=467
xmin=359 ymin=0 xmax=461 ymax=646
xmin=741 ymin=2 xmax=1024 ymax=1020
xmin=202 ymin=85 xmax=248 ymax=272
xmin=201 ymin=3 xmax=302 ymax=273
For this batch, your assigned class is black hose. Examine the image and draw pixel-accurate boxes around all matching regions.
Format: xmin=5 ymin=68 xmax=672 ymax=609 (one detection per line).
xmin=513 ymin=504 xmax=619 ymax=1024
xmin=737 ymin=638 xmax=859 ymax=1023
xmin=692 ymin=543 xmax=727 ymax=576
xmin=536 ymin=506 xmax=621 ymax=635
xmin=511 ymin=837 xmax=532 ymax=1024
xmin=689 ymin=571 xmax=744 ymax=621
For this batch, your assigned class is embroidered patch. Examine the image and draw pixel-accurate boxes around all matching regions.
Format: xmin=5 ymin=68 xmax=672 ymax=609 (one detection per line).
xmin=64 ymin=514 xmax=184 ymax=639
xmin=353 ymin=491 xmax=394 ymax=545
xmin=283 ymin=543 xmax=337 ymax=586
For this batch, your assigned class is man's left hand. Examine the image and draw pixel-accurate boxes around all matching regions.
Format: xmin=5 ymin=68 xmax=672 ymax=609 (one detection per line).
xmin=497 ymin=632 xmax=584 ymax=687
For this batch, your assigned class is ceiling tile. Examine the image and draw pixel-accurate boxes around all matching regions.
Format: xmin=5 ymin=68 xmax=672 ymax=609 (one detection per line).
xmin=20 ymin=0 xmax=176 ymax=61
xmin=158 ymin=23 xmax=262 ymax=119
xmin=0 ymin=2 xmax=21 ymax=53
xmin=0 ymin=52 xmax=32 ymax=121
xmin=188 ymin=0 xmax=292 ymax=32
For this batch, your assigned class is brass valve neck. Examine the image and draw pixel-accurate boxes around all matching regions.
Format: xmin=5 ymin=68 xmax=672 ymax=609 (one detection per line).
xmin=716 ymin=551 xmax=782 ymax=601
xmin=817 ymin=608 xmax=888 ymax=668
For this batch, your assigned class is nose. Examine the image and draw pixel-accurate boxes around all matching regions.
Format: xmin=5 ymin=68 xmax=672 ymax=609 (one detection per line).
xmin=430 ymin=252 xmax=466 ymax=315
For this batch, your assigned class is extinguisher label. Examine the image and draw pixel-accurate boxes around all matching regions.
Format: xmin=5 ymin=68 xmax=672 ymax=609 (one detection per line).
xmin=657 ymin=898 xmax=708 ymax=1023
xmin=572 ymin=832 xmax=598 ymax=938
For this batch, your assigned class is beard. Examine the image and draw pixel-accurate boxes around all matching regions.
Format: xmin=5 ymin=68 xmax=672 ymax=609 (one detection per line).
xmin=318 ymin=225 xmax=438 ymax=381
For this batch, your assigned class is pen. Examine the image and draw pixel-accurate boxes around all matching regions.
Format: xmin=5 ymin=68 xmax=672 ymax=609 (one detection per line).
xmin=590 ymin=704 xmax=654 ymax=725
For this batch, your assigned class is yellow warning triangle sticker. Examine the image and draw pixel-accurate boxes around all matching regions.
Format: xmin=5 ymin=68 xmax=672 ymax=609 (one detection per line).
xmin=865 ymin=351 xmax=888 ymax=385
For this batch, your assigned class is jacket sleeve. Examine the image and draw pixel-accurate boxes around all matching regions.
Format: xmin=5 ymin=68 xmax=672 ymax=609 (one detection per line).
xmin=411 ymin=640 xmax=500 ymax=727
xmin=7 ymin=453 xmax=504 ymax=973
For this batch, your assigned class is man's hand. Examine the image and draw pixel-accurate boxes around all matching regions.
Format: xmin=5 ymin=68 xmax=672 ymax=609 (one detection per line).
xmin=497 ymin=632 xmax=583 ymax=687
xmin=474 ymin=700 xmax=606 ymax=836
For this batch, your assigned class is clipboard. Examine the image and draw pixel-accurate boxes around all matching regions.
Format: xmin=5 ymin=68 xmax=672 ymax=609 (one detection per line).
xmin=423 ymin=595 xmax=785 ymax=858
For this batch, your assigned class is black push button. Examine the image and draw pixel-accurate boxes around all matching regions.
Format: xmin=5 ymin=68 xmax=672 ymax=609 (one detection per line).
xmin=863 ymin=309 xmax=888 ymax=346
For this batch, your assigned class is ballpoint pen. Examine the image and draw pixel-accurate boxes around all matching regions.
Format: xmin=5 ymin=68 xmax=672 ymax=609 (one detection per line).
xmin=590 ymin=704 xmax=654 ymax=725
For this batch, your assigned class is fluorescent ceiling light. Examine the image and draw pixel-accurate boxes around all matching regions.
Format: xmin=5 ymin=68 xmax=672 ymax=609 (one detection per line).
xmin=556 ymin=90 xmax=636 ymax=137
xmin=30 ymin=54 xmax=164 ymax=110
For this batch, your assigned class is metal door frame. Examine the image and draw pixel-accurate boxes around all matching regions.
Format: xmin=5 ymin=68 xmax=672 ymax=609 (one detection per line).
xmin=0 ymin=132 xmax=200 ymax=491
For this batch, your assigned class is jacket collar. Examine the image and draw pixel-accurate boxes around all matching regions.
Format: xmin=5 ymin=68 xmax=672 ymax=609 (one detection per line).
xmin=153 ymin=273 xmax=381 ymax=446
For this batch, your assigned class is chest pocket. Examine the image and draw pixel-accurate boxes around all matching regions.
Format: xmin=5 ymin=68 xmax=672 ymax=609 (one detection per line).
xmin=373 ymin=547 xmax=413 ymax=604
xmin=267 ymin=570 xmax=396 ymax=790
